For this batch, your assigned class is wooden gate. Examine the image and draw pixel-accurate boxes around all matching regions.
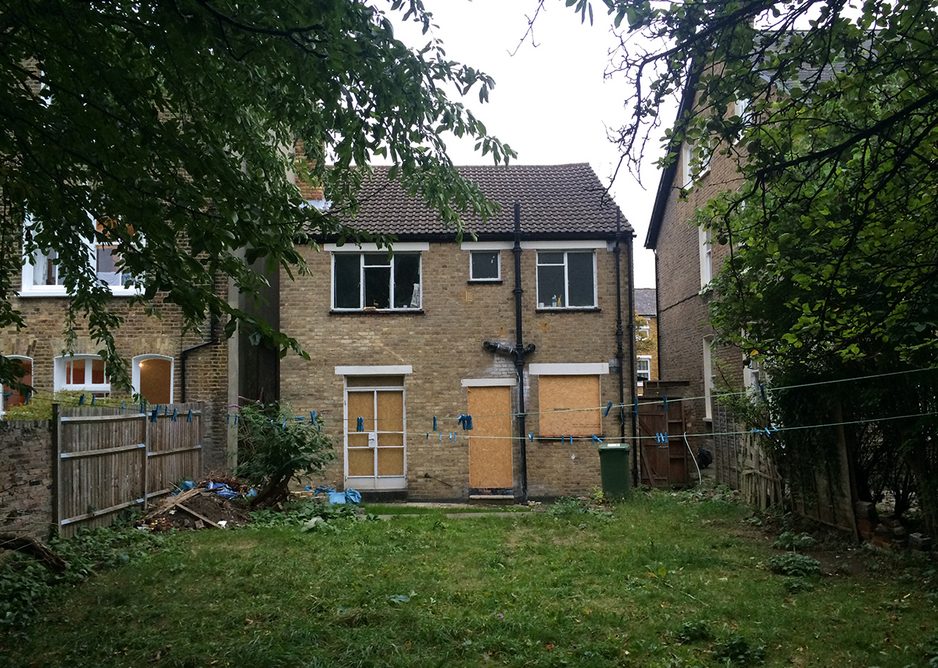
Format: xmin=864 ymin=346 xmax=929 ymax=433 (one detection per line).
xmin=52 ymin=403 xmax=203 ymax=536
xmin=636 ymin=398 xmax=689 ymax=488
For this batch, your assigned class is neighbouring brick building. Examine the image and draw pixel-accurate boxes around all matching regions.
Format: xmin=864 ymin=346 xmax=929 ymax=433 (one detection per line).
xmin=280 ymin=164 xmax=635 ymax=501
xmin=644 ymin=86 xmax=755 ymax=487
xmin=1 ymin=268 xmax=234 ymax=471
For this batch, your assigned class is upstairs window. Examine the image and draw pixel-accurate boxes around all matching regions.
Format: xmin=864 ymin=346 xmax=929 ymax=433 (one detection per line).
xmin=536 ymin=251 xmax=596 ymax=309
xmin=55 ymin=355 xmax=110 ymax=396
xmin=332 ymin=252 xmax=422 ymax=311
xmin=21 ymin=218 xmax=138 ymax=296
xmin=469 ymin=251 xmax=500 ymax=281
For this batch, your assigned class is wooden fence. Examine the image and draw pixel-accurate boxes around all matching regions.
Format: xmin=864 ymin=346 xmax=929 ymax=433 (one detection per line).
xmin=52 ymin=402 xmax=203 ymax=537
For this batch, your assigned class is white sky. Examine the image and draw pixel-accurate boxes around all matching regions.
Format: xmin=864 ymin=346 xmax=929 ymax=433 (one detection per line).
xmin=389 ymin=0 xmax=662 ymax=288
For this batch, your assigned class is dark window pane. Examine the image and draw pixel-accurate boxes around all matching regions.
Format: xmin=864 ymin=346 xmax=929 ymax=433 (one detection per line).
xmin=537 ymin=265 xmax=565 ymax=307
xmin=364 ymin=266 xmax=391 ymax=308
xmin=567 ymin=253 xmax=595 ymax=306
xmin=363 ymin=254 xmax=390 ymax=266
xmin=471 ymin=251 xmax=498 ymax=279
xmin=538 ymin=252 xmax=564 ymax=265
xmin=334 ymin=255 xmax=361 ymax=308
xmin=393 ymin=254 xmax=421 ymax=308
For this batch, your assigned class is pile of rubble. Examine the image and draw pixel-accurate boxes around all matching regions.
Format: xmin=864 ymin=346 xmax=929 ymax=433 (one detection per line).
xmin=138 ymin=478 xmax=254 ymax=531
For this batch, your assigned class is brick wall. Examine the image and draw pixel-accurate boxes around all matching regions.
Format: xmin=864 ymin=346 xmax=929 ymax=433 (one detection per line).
xmin=0 ymin=420 xmax=53 ymax=539
xmin=280 ymin=241 xmax=632 ymax=500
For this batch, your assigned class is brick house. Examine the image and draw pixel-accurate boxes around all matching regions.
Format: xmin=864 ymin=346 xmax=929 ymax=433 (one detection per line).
xmin=1 ymin=258 xmax=235 ymax=470
xmin=280 ymin=163 xmax=635 ymax=501
xmin=644 ymin=87 xmax=758 ymax=487
xmin=634 ymin=288 xmax=658 ymax=395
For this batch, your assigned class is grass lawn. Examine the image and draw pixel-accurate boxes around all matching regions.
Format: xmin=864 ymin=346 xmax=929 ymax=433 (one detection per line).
xmin=2 ymin=491 xmax=936 ymax=667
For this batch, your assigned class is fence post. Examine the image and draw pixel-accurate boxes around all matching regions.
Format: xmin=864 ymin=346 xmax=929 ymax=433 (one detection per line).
xmin=50 ymin=402 xmax=61 ymax=537
xmin=143 ymin=404 xmax=150 ymax=509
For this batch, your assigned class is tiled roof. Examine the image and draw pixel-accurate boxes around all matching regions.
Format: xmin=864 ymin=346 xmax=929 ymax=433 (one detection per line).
xmin=634 ymin=288 xmax=657 ymax=316
xmin=332 ymin=164 xmax=630 ymax=239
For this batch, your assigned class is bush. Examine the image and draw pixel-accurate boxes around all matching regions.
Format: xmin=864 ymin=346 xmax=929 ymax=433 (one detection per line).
xmin=235 ymin=401 xmax=335 ymax=509
xmin=768 ymin=553 xmax=821 ymax=577
xmin=773 ymin=531 xmax=817 ymax=551
xmin=713 ymin=631 xmax=766 ymax=665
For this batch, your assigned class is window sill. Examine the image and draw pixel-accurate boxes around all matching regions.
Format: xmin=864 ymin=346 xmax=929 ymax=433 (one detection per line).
xmin=19 ymin=288 xmax=138 ymax=298
xmin=330 ymin=309 xmax=425 ymax=316
xmin=467 ymin=279 xmax=503 ymax=285
xmin=535 ymin=307 xmax=601 ymax=314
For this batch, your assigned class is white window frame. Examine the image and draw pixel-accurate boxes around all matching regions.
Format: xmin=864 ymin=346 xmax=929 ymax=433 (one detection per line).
xmin=636 ymin=355 xmax=652 ymax=387
xmin=1 ymin=355 xmax=33 ymax=416
xmin=636 ymin=323 xmax=650 ymax=340
xmin=699 ymin=226 xmax=713 ymax=288
xmin=535 ymin=250 xmax=597 ymax=310
xmin=132 ymin=354 xmax=174 ymax=404
xmin=703 ymin=337 xmax=714 ymax=420
xmin=343 ymin=374 xmax=407 ymax=491
xmin=20 ymin=217 xmax=139 ymax=297
xmin=469 ymin=250 xmax=501 ymax=282
xmin=331 ymin=251 xmax=424 ymax=312
xmin=54 ymin=354 xmax=111 ymax=395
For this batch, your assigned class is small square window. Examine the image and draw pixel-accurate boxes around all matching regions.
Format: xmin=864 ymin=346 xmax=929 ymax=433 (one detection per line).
xmin=470 ymin=251 xmax=499 ymax=281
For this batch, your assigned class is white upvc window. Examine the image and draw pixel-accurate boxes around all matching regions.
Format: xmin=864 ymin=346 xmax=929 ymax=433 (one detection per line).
xmin=54 ymin=355 xmax=110 ymax=396
xmin=636 ymin=323 xmax=650 ymax=340
xmin=21 ymin=218 xmax=139 ymax=297
xmin=699 ymin=226 xmax=713 ymax=288
xmin=332 ymin=251 xmax=423 ymax=311
xmin=636 ymin=355 xmax=652 ymax=386
xmin=469 ymin=250 xmax=500 ymax=281
xmin=535 ymin=251 xmax=596 ymax=309
xmin=703 ymin=337 xmax=714 ymax=420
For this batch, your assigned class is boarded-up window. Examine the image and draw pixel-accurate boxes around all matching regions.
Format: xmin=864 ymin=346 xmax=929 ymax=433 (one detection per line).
xmin=538 ymin=375 xmax=601 ymax=437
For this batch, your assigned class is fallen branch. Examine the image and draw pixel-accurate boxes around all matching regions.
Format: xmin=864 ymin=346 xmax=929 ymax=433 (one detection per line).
xmin=0 ymin=533 xmax=67 ymax=573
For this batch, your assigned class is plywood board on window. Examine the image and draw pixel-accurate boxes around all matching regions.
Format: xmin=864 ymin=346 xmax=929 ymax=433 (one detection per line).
xmin=377 ymin=447 xmax=404 ymax=476
xmin=347 ymin=448 xmax=374 ymax=477
xmin=468 ymin=386 xmax=513 ymax=488
xmin=347 ymin=391 xmax=375 ymax=432
xmin=538 ymin=375 xmax=601 ymax=437
xmin=376 ymin=391 xmax=403 ymax=434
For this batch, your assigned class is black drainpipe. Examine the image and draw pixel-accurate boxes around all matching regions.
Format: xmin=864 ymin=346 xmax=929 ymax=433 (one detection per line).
xmin=180 ymin=322 xmax=218 ymax=403
xmin=513 ymin=202 xmax=529 ymax=504
xmin=614 ymin=212 xmax=626 ymax=448
xmin=626 ymin=232 xmax=638 ymax=487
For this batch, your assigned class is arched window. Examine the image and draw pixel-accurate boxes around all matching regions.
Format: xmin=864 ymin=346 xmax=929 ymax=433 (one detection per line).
xmin=132 ymin=355 xmax=173 ymax=405
xmin=2 ymin=356 xmax=33 ymax=415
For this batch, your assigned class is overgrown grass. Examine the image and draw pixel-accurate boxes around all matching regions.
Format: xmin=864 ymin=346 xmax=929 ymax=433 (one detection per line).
xmin=2 ymin=491 xmax=935 ymax=667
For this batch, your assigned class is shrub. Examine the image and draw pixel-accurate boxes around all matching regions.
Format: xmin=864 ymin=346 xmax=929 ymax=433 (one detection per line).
xmin=773 ymin=531 xmax=817 ymax=551
xmin=768 ymin=553 xmax=821 ymax=577
xmin=713 ymin=631 xmax=766 ymax=665
xmin=235 ymin=401 xmax=335 ymax=509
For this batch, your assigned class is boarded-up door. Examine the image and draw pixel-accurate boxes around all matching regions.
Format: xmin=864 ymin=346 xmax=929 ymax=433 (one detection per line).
xmin=468 ymin=386 xmax=513 ymax=493
xmin=345 ymin=376 xmax=406 ymax=490
xmin=636 ymin=398 xmax=689 ymax=488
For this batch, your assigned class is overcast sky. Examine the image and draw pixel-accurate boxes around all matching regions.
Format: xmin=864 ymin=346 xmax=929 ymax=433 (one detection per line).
xmin=390 ymin=0 xmax=663 ymax=288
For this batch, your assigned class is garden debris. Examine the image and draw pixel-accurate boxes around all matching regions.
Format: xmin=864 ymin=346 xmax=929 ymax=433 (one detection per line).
xmin=137 ymin=478 xmax=254 ymax=531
